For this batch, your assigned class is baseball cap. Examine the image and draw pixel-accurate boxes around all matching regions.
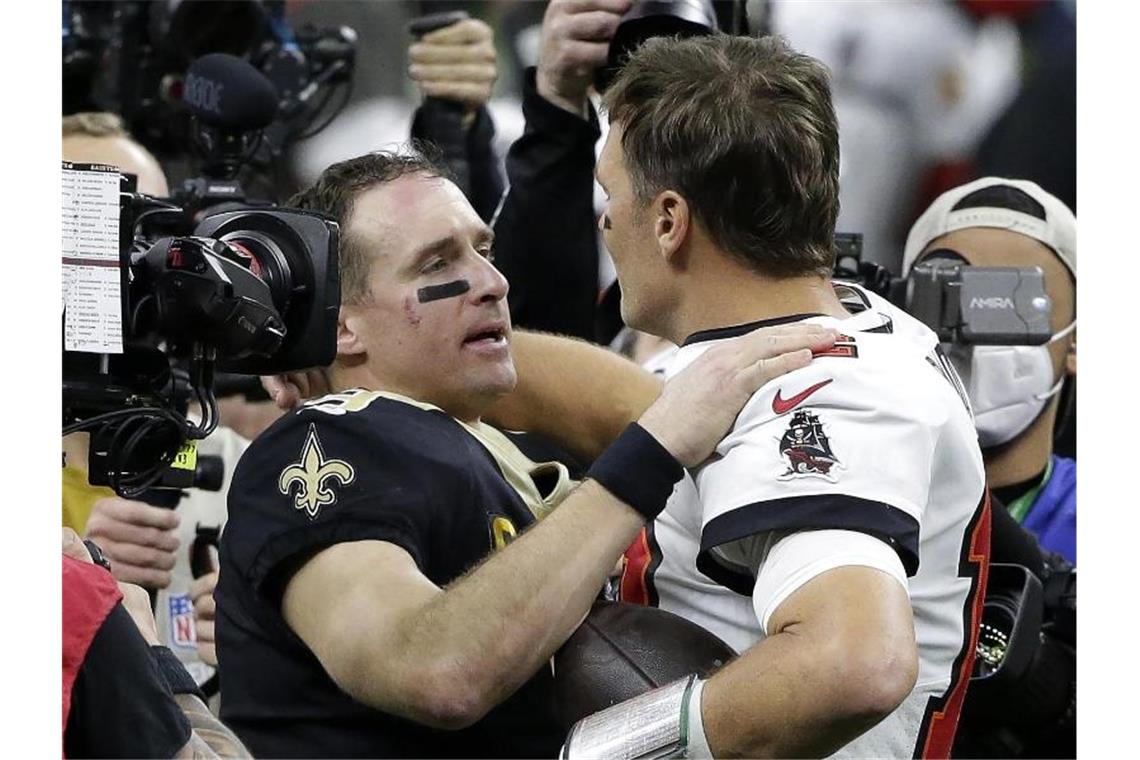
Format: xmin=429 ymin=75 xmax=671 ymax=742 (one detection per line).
xmin=902 ymin=177 xmax=1076 ymax=278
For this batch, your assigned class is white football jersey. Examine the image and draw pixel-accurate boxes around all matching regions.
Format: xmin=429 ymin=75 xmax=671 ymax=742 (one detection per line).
xmin=619 ymin=284 xmax=990 ymax=758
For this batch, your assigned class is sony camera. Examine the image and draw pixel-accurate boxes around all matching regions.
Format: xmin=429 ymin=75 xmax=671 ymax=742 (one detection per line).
xmin=63 ymin=162 xmax=339 ymax=497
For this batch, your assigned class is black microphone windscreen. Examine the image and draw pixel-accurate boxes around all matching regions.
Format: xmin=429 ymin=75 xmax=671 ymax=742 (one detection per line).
xmin=184 ymin=53 xmax=278 ymax=132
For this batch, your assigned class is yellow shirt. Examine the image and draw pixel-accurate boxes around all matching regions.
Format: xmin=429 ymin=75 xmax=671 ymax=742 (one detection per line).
xmin=62 ymin=465 xmax=115 ymax=533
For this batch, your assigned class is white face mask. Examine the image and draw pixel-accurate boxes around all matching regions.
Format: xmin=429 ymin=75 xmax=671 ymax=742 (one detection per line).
xmin=948 ymin=321 xmax=1076 ymax=448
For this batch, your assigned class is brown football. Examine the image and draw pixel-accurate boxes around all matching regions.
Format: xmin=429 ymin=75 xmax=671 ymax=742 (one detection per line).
xmin=553 ymin=600 xmax=737 ymax=729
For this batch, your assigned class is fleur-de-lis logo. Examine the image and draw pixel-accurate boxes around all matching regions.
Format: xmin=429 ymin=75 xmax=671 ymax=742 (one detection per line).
xmin=278 ymin=424 xmax=355 ymax=519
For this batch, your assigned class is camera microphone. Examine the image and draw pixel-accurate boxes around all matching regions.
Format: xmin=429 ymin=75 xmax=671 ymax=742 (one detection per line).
xmin=183 ymin=52 xmax=278 ymax=133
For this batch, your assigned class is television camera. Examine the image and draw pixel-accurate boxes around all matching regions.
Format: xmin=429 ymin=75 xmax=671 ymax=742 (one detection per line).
xmin=63 ymin=161 xmax=339 ymax=499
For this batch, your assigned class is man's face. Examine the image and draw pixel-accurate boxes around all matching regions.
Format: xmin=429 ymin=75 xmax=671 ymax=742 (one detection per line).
xmin=340 ymin=173 xmax=515 ymax=420
xmin=62 ymin=134 xmax=169 ymax=196
xmin=596 ymin=122 xmax=669 ymax=335
xmin=920 ymin=227 xmax=1076 ymax=376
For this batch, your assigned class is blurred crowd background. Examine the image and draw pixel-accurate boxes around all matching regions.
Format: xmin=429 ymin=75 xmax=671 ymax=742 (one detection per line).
xmin=64 ymin=0 xmax=1076 ymax=283
xmin=287 ymin=0 xmax=1075 ymax=281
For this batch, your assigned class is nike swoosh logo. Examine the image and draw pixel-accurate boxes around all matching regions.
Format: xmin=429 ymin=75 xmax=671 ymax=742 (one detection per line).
xmin=772 ymin=378 xmax=833 ymax=415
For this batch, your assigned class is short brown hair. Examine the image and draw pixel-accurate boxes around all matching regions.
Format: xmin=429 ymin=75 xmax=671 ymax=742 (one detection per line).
xmin=62 ymin=112 xmax=129 ymax=139
xmin=288 ymin=148 xmax=450 ymax=304
xmin=603 ymin=34 xmax=840 ymax=278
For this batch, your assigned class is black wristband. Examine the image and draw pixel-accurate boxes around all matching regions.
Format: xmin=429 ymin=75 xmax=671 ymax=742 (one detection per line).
xmin=150 ymin=645 xmax=206 ymax=701
xmin=587 ymin=423 xmax=684 ymax=520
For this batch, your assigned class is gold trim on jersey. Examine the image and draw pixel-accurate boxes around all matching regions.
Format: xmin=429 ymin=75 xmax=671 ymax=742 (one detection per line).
xmin=301 ymin=389 xmax=577 ymax=520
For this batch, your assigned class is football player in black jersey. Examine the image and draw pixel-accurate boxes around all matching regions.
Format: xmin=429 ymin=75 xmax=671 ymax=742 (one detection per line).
xmin=215 ymin=149 xmax=837 ymax=757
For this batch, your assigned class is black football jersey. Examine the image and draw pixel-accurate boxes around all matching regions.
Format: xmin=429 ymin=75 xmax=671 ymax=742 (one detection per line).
xmin=216 ymin=389 xmax=563 ymax=758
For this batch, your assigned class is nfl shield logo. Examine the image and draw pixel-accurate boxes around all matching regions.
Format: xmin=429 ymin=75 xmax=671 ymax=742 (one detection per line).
xmin=169 ymin=594 xmax=197 ymax=649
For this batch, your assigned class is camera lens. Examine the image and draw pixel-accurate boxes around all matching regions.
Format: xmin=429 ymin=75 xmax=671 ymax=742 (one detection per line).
xmin=220 ymin=231 xmax=294 ymax=314
xmin=975 ymin=593 xmax=1018 ymax=678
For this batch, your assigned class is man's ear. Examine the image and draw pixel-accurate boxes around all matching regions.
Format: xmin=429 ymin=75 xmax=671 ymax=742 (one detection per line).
xmin=653 ymin=190 xmax=690 ymax=266
xmin=1065 ymin=331 xmax=1076 ymax=376
xmin=337 ymin=306 xmax=367 ymax=357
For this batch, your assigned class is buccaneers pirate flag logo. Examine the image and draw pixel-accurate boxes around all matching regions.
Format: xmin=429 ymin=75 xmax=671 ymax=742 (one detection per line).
xmin=777 ymin=410 xmax=842 ymax=481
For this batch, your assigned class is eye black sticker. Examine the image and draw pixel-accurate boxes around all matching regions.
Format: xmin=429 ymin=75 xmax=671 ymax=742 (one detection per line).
xmin=417 ymin=279 xmax=470 ymax=303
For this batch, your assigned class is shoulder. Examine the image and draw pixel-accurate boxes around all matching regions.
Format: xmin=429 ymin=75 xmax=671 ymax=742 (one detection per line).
xmin=242 ymin=390 xmax=466 ymax=468
xmin=228 ymin=390 xmax=478 ymax=523
xmin=727 ymin=344 xmax=951 ymax=444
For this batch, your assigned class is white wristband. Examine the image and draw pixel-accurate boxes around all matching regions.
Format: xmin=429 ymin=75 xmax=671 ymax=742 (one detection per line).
xmin=684 ymin=677 xmax=713 ymax=759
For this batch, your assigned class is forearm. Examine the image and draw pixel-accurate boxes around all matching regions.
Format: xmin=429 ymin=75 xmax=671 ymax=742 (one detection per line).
xmin=487 ymin=330 xmax=662 ymax=463
xmin=495 ymin=68 xmax=600 ymax=338
xmin=173 ymin=694 xmax=250 ymax=759
xmin=700 ymin=565 xmax=918 ymax=758
xmin=701 ymin=630 xmax=888 ymax=758
xmin=386 ymin=482 xmax=643 ymax=723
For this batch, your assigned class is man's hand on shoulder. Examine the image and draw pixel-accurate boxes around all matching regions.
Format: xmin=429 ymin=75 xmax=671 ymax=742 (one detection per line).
xmin=639 ymin=324 xmax=838 ymax=466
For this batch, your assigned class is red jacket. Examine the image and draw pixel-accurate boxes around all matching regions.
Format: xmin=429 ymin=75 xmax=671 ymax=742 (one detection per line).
xmin=62 ymin=555 xmax=122 ymax=734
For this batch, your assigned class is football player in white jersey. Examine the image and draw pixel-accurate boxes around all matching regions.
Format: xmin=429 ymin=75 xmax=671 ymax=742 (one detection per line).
xmin=565 ymin=34 xmax=990 ymax=759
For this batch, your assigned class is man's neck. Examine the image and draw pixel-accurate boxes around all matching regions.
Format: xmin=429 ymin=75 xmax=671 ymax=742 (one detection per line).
xmin=329 ymin=362 xmax=483 ymax=424
xmin=668 ymin=261 xmax=848 ymax=344
xmin=983 ymin=397 xmax=1059 ymax=488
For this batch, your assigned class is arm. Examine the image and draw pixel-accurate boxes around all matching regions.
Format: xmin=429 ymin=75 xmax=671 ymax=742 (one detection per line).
xmin=701 ymin=565 xmax=918 ymax=758
xmin=173 ymin=694 xmax=250 ymax=759
xmin=485 ymin=330 xmax=663 ymax=463
xmin=407 ymin=17 xmax=504 ymax=219
xmin=117 ymin=580 xmax=251 ymax=759
xmin=262 ymin=330 xmax=665 ymax=466
xmin=493 ymin=0 xmax=631 ymax=339
xmin=281 ymin=325 xmax=836 ymax=729
xmin=65 ymin=532 xmax=249 ymax=760
xmin=282 ymin=480 xmax=641 ymax=729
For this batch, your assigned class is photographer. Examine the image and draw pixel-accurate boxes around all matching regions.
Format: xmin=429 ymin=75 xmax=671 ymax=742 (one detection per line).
xmin=63 ymin=111 xmax=255 ymax=686
xmin=62 ymin=113 xmax=170 ymax=539
xmin=63 ymin=528 xmax=249 ymax=758
xmin=902 ymin=177 xmax=1076 ymax=564
xmin=901 ymin=178 xmax=1076 ymax=758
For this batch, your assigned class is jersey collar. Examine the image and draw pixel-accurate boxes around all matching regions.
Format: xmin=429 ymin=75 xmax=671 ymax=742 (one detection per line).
xmin=681 ymin=313 xmax=827 ymax=347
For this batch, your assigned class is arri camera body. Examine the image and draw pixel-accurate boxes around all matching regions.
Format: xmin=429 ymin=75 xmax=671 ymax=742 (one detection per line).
xmin=832 ymin=234 xmax=1056 ymax=347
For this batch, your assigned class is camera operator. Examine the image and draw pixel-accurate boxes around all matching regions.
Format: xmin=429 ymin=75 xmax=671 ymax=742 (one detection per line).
xmin=901 ymin=178 xmax=1076 ymax=757
xmin=62 ymin=528 xmax=249 ymax=758
xmin=63 ymin=111 xmax=256 ymax=686
xmin=902 ymin=177 xmax=1076 ymax=564
xmin=62 ymin=113 xmax=170 ymax=538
